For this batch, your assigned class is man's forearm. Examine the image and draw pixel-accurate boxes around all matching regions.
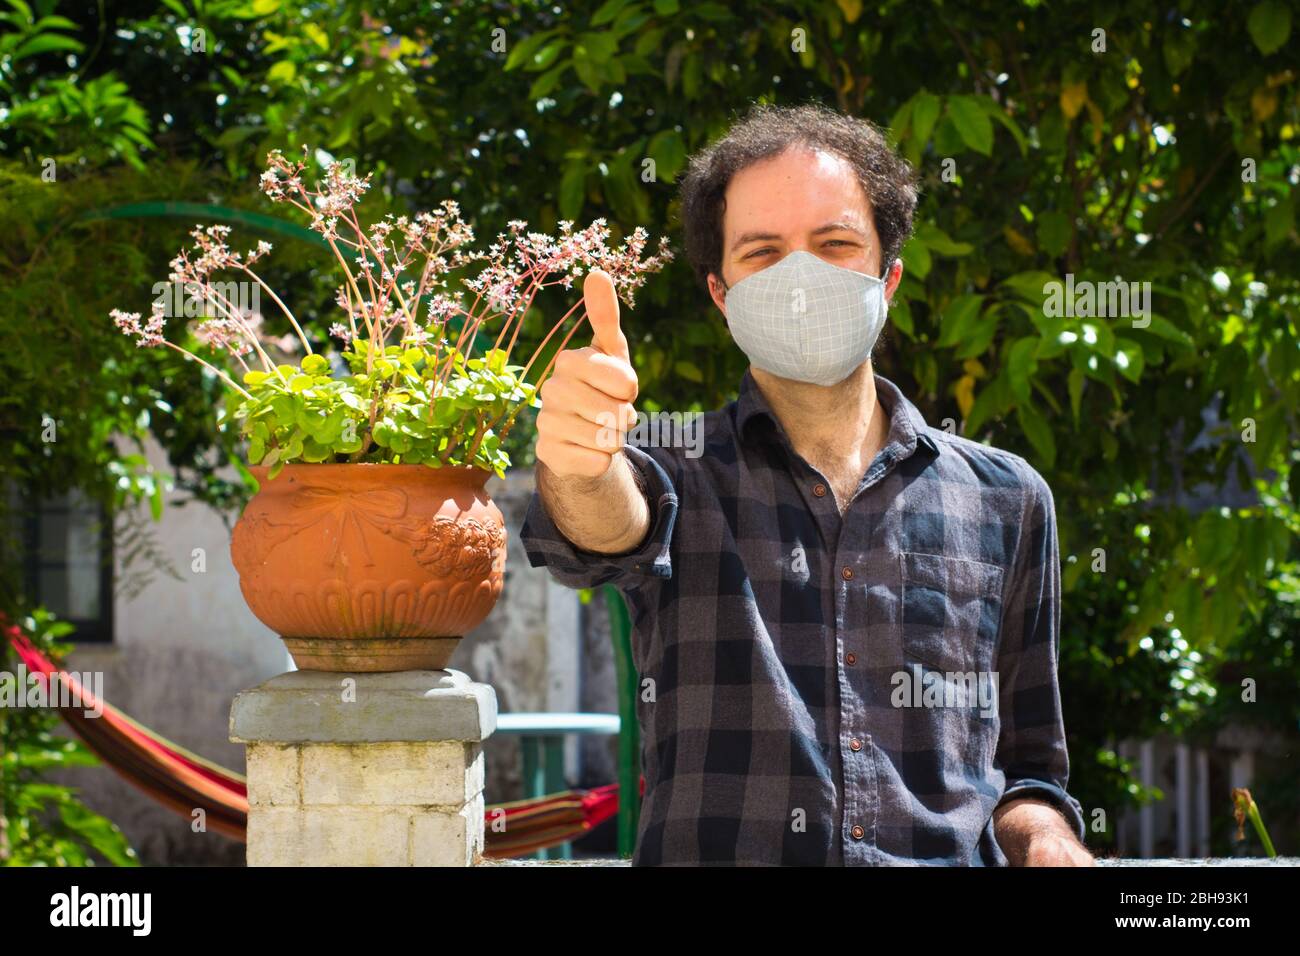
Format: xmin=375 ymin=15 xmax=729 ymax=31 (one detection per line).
xmin=536 ymin=453 xmax=650 ymax=555
xmin=994 ymin=796 xmax=1094 ymax=866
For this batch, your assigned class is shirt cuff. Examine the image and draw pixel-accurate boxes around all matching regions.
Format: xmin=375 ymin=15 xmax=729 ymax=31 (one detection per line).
xmin=519 ymin=444 xmax=678 ymax=589
xmin=998 ymin=779 xmax=1087 ymax=844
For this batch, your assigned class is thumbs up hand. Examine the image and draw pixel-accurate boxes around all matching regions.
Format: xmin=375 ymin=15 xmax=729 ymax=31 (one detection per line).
xmin=535 ymin=269 xmax=640 ymax=480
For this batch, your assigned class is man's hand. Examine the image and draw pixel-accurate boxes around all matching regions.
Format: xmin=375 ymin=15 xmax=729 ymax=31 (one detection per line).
xmin=535 ymin=270 xmax=639 ymax=479
xmin=993 ymin=796 xmax=1095 ymax=867
xmin=533 ymin=270 xmax=650 ymax=555
xmin=1023 ymin=831 xmax=1097 ymax=867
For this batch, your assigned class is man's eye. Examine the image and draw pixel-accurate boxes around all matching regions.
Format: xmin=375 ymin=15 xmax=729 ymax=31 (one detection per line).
xmin=824 ymin=239 xmax=854 ymax=247
xmin=744 ymin=248 xmax=775 ymax=259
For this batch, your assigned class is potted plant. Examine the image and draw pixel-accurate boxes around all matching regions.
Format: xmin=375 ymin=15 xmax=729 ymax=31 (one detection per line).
xmin=111 ymin=147 xmax=671 ymax=671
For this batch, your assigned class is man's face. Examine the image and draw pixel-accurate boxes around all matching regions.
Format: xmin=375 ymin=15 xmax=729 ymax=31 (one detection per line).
xmin=707 ymin=146 xmax=903 ymax=317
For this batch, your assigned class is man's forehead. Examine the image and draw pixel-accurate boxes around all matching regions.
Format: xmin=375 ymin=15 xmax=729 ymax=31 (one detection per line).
xmin=722 ymin=150 xmax=874 ymax=245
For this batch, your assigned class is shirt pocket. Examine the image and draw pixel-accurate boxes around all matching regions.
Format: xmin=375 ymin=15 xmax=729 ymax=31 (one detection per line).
xmin=899 ymin=551 xmax=1004 ymax=674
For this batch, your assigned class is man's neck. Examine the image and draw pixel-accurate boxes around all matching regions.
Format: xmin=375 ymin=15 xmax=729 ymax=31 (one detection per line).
xmin=750 ymin=362 xmax=890 ymax=511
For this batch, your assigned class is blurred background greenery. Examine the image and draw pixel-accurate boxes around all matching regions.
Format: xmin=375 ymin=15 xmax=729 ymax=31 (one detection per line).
xmin=1 ymin=0 xmax=1296 ymax=860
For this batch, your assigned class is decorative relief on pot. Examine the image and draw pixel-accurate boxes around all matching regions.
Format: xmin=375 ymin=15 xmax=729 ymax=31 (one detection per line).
xmin=238 ymin=577 xmax=501 ymax=638
xmin=233 ymin=486 xmax=413 ymax=568
xmin=409 ymin=515 xmax=507 ymax=579
xmin=232 ymin=484 xmax=507 ymax=575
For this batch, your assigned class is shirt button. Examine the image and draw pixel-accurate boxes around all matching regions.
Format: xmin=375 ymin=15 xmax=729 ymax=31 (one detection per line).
xmin=849 ymin=737 xmax=862 ymax=752
xmin=812 ymin=483 xmax=827 ymax=498
xmin=845 ymin=652 xmax=857 ymax=665
xmin=851 ymin=825 xmax=865 ymax=840
xmin=841 ymin=566 xmax=854 ymax=580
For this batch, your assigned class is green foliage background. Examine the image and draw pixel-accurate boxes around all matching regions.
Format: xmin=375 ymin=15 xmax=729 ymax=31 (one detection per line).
xmin=2 ymin=0 xmax=1297 ymax=858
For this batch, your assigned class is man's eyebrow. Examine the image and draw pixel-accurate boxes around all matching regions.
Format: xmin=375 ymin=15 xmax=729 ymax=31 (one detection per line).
xmin=732 ymin=230 xmax=783 ymax=246
xmin=810 ymin=221 xmax=868 ymax=237
xmin=731 ymin=222 xmax=868 ymax=247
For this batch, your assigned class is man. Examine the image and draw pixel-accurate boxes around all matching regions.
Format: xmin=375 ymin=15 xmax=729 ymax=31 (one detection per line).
xmin=520 ymin=102 xmax=1094 ymax=866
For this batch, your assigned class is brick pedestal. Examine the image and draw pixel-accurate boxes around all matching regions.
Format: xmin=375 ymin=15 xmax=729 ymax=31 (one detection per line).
xmin=229 ymin=668 xmax=497 ymax=866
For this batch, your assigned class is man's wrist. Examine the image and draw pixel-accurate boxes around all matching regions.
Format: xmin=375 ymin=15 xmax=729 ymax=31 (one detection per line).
xmin=537 ymin=453 xmax=650 ymax=555
xmin=994 ymin=796 xmax=1093 ymax=866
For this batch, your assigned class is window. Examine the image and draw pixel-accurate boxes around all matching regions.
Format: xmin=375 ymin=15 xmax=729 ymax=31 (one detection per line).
xmin=22 ymin=490 xmax=114 ymax=643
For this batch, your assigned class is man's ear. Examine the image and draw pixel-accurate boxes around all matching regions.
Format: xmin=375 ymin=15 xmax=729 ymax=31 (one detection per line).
xmin=884 ymin=258 xmax=904 ymax=304
xmin=707 ymin=271 xmax=729 ymax=317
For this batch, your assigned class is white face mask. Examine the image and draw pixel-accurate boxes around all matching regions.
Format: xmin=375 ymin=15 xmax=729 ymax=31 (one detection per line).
xmin=721 ymin=249 xmax=889 ymax=387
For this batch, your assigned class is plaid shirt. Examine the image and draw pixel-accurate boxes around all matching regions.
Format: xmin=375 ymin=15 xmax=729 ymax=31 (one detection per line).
xmin=520 ymin=370 xmax=1086 ymax=865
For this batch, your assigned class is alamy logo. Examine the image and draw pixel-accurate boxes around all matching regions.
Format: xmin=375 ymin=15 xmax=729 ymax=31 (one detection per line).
xmin=890 ymin=664 xmax=999 ymax=718
xmin=1042 ymin=273 xmax=1150 ymax=328
xmin=50 ymin=886 xmax=151 ymax=936
xmin=596 ymin=410 xmax=705 ymax=459
xmin=152 ymin=279 xmax=260 ymax=319
xmin=0 ymin=665 xmax=103 ymax=718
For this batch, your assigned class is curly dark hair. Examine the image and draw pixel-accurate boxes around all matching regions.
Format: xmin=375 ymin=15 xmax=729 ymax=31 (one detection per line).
xmin=677 ymin=102 xmax=919 ymax=285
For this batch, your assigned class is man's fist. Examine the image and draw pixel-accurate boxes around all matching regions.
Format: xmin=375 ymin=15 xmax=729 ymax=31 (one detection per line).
xmin=534 ymin=269 xmax=639 ymax=480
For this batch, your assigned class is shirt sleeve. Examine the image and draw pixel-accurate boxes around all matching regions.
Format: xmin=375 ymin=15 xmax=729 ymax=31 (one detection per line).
xmin=993 ymin=463 xmax=1087 ymax=844
xmin=518 ymin=444 xmax=678 ymax=590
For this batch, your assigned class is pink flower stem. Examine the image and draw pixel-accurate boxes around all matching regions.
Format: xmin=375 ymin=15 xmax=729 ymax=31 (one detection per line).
xmin=239 ymin=265 xmax=312 ymax=354
xmin=162 ymin=341 xmax=254 ymax=400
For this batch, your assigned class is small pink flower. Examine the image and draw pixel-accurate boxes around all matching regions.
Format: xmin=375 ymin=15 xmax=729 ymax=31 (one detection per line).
xmin=111 ymin=308 xmax=165 ymax=347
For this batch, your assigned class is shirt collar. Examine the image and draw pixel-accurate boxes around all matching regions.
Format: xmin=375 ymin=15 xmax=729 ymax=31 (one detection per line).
xmin=735 ymin=367 xmax=939 ymax=460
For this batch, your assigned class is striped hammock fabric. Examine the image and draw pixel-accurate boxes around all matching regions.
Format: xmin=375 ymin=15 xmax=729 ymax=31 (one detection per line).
xmin=5 ymin=630 xmax=620 ymax=859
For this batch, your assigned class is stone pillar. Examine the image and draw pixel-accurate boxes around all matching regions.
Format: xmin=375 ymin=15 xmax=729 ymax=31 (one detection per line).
xmin=230 ymin=668 xmax=496 ymax=866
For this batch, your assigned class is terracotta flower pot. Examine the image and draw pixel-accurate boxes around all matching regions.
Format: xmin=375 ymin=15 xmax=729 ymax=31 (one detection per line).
xmin=230 ymin=463 xmax=506 ymax=672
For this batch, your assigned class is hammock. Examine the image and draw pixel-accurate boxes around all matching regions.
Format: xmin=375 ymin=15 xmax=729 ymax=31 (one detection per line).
xmin=5 ymin=629 xmax=623 ymax=858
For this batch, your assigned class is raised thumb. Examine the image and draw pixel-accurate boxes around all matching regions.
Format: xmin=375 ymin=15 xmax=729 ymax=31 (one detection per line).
xmin=584 ymin=269 xmax=630 ymax=364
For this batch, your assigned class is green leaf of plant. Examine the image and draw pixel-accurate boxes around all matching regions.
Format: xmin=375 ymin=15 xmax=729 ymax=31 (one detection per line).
xmin=914 ymin=223 xmax=972 ymax=257
xmin=528 ymin=63 xmax=569 ymax=99
xmin=1036 ymin=211 xmax=1071 ymax=258
xmin=1068 ymin=368 xmax=1085 ymax=426
xmin=504 ymin=29 xmax=560 ymax=71
xmin=591 ymin=0 xmax=632 ymax=27
xmin=1114 ymin=337 xmax=1144 ymax=383
xmin=1248 ymin=1 xmax=1291 ymax=55
xmin=1016 ymin=402 xmax=1056 ymax=466
xmin=1007 ymin=337 xmax=1039 ymax=402
xmin=268 ymin=60 xmax=297 ymax=84
xmin=910 ymin=92 xmax=941 ymax=146
xmin=301 ymin=353 xmax=329 ymax=375
xmin=674 ymin=360 xmax=703 ymax=382
xmin=648 ymin=129 xmax=688 ymax=182
xmin=937 ymin=294 xmax=984 ymax=347
xmin=12 ymin=33 xmax=84 ymax=60
xmin=902 ymin=237 xmax=931 ymax=278
xmin=947 ymin=95 xmax=993 ymax=156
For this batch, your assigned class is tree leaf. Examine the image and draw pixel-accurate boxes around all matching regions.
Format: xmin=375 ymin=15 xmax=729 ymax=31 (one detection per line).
xmin=1016 ymin=402 xmax=1056 ymax=466
xmin=1248 ymin=1 xmax=1291 ymax=55
xmin=1007 ymin=337 xmax=1039 ymax=402
xmin=591 ymin=0 xmax=632 ymax=26
xmin=1036 ymin=210 xmax=1071 ymax=258
xmin=1068 ymin=368 xmax=1084 ymax=426
xmin=911 ymin=91 xmax=941 ymax=146
xmin=902 ymin=236 xmax=931 ymax=278
xmin=937 ymin=293 xmax=985 ymax=347
xmin=504 ymin=29 xmax=556 ymax=70
xmin=947 ymin=95 xmax=993 ymax=155
xmin=12 ymin=33 xmax=83 ymax=60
